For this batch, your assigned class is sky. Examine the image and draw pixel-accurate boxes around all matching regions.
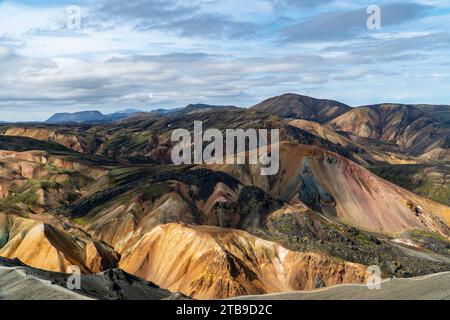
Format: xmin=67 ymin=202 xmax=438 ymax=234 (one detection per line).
xmin=0 ymin=0 xmax=449 ymax=121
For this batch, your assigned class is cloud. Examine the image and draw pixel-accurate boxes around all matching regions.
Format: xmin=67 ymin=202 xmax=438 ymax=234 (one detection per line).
xmin=281 ymin=2 xmax=431 ymax=42
xmin=0 ymin=46 xmax=18 ymax=61
xmin=99 ymin=0 xmax=197 ymax=21
xmin=97 ymin=0 xmax=258 ymax=39
xmin=148 ymin=13 xmax=257 ymax=39
xmin=271 ymin=0 xmax=336 ymax=9
xmin=324 ymin=32 xmax=450 ymax=63
xmin=0 ymin=44 xmax=342 ymax=120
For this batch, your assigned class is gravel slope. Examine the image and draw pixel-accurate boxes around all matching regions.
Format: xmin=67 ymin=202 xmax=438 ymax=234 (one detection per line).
xmin=0 ymin=257 xmax=185 ymax=300
xmin=231 ymin=272 xmax=450 ymax=300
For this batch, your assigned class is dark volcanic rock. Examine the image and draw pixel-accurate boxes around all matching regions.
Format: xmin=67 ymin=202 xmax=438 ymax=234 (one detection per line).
xmin=0 ymin=257 xmax=187 ymax=300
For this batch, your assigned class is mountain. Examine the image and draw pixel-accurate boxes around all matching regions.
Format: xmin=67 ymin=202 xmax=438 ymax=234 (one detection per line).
xmin=1 ymin=93 xmax=449 ymax=300
xmin=286 ymin=119 xmax=418 ymax=166
xmin=133 ymin=104 xmax=240 ymax=119
xmin=369 ymin=163 xmax=450 ymax=206
xmin=250 ymin=93 xmax=351 ymax=123
xmin=327 ymin=104 xmax=450 ymax=161
xmin=206 ymin=142 xmax=450 ymax=235
xmin=0 ymin=139 xmax=448 ymax=299
xmin=119 ymin=223 xmax=368 ymax=299
xmin=107 ymin=109 xmax=143 ymax=121
xmin=179 ymin=103 xmax=240 ymax=114
xmin=0 ymin=212 xmax=118 ymax=273
xmin=232 ymin=272 xmax=450 ymax=300
xmin=45 ymin=109 xmax=143 ymax=124
xmin=1 ymin=126 xmax=101 ymax=154
xmin=149 ymin=108 xmax=181 ymax=115
xmin=46 ymin=110 xmax=107 ymax=123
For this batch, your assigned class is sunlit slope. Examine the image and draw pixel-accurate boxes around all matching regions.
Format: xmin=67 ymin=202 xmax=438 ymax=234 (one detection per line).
xmin=207 ymin=142 xmax=450 ymax=235
xmin=120 ymin=223 xmax=368 ymax=299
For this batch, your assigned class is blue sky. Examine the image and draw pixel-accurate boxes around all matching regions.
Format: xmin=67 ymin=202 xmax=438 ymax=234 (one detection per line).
xmin=0 ymin=0 xmax=449 ymax=121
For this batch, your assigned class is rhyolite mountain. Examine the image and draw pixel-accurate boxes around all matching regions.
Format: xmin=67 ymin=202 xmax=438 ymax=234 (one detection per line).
xmin=250 ymin=93 xmax=351 ymax=123
xmin=327 ymin=103 xmax=450 ymax=161
xmin=0 ymin=93 xmax=449 ymax=300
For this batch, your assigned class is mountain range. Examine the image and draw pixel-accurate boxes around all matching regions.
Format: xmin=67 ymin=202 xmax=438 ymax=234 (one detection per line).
xmin=45 ymin=109 xmax=144 ymax=124
xmin=0 ymin=93 xmax=449 ymax=300
xmin=44 ymin=104 xmax=239 ymax=124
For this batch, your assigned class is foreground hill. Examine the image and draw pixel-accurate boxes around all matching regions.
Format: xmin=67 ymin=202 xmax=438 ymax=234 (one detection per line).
xmin=0 ymin=257 xmax=182 ymax=300
xmin=250 ymin=93 xmax=351 ymax=123
xmin=231 ymin=272 xmax=450 ymax=300
xmin=0 ymin=212 xmax=118 ymax=273
xmin=2 ymin=255 xmax=448 ymax=300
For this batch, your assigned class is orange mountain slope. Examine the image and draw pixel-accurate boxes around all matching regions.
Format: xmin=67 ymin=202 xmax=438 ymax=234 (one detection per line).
xmin=119 ymin=223 xmax=368 ymax=299
xmin=206 ymin=142 xmax=450 ymax=235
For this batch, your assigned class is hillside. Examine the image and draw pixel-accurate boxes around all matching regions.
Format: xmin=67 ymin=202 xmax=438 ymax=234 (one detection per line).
xmin=327 ymin=104 xmax=450 ymax=161
xmin=369 ymin=164 xmax=450 ymax=206
xmin=206 ymin=142 xmax=450 ymax=235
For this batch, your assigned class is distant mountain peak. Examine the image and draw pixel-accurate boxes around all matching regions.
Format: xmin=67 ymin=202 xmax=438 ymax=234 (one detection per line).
xmin=250 ymin=93 xmax=351 ymax=123
xmin=109 ymin=108 xmax=143 ymax=115
xmin=180 ymin=103 xmax=240 ymax=115
xmin=46 ymin=110 xmax=106 ymax=123
xmin=46 ymin=109 xmax=143 ymax=123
